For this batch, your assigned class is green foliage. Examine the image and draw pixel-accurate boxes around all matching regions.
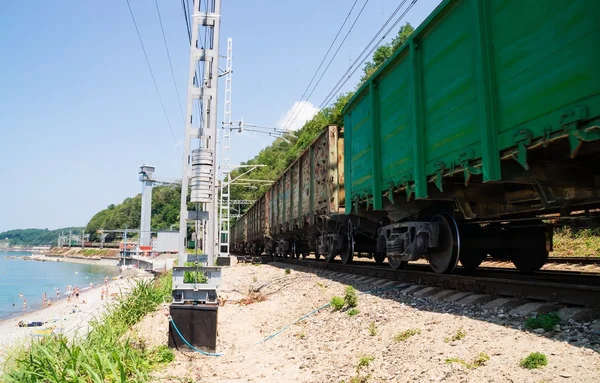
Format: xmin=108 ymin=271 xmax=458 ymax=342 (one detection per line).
xmin=472 ymin=353 xmax=490 ymax=368
xmin=330 ymin=296 xmax=345 ymax=311
xmin=368 ymin=322 xmax=377 ymax=336
xmin=520 ymin=352 xmax=548 ymax=369
xmin=344 ymin=286 xmax=358 ymax=308
xmin=183 ymin=262 xmax=208 ymax=284
xmin=86 ymin=186 xmax=181 ymax=241
xmin=285 ymin=268 xmax=291 ymax=275
xmin=3 ymin=273 xmax=174 ymax=382
xmin=359 ymin=23 xmax=415 ymax=85
xmin=393 ymin=328 xmax=421 ymax=342
xmin=0 ymin=227 xmax=83 ymax=247
xmin=445 ymin=328 xmax=467 ymax=343
xmin=357 ymin=355 xmax=374 ymax=370
xmin=347 ymin=308 xmax=360 ymax=316
xmin=525 ymin=313 xmax=560 ymax=331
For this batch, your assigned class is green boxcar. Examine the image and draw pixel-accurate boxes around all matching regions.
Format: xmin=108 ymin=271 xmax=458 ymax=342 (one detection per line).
xmin=343 ymin=0 xmax=600 ymax=213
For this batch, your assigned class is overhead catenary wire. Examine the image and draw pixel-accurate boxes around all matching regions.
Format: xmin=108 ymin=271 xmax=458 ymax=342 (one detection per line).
xmin=319 ymin=0 xmax=417 ymax=110
xmin=280 ymin=0 xmax=361 ymax=132
xmin=155 ymin=0 xmax=186 ymax=123
xmin=125 ymin=0 xmax=181 ymax=156
xmin=284 ymin=0 xmax=370 ymax=133
xmin=181 ymin=0 xmax=191 ymax=43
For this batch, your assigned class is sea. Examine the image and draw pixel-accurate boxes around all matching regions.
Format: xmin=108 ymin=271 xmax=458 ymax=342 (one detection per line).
xmin=0 ymin=251 xmax=120 ymax=320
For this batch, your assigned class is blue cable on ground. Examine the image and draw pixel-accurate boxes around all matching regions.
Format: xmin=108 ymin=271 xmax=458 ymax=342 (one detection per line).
xmin=169 ymin=316 xmax=223 ymax=357
xmin=168 ymin=283 xmax=406 ymax=356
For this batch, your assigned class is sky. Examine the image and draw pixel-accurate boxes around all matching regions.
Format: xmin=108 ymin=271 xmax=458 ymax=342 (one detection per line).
xmin=0 ymin=0 xmax=442 ymax=232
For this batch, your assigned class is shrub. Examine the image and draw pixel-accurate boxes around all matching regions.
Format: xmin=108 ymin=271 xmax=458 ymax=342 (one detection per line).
xmin=344 ymin=286 xmax=358 ymax=308
xmin=285 ymin=268 xmax=291 ymax=275
xmin=330 ymin=296 xmax=345 ymax=311
xmin=525 ymin=313 xmax=560 ymax=331
xmin=357 ymin=355 xmax=374 ymax=370
xmin=520 ymin=352 xmax=548 ymax=369
xmin=347 ymin=308 xmax=360 ymax=316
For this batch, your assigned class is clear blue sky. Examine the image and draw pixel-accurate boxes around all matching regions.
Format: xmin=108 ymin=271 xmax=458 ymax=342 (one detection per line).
xmin=0 ymin=0 xmax=442 ymax=232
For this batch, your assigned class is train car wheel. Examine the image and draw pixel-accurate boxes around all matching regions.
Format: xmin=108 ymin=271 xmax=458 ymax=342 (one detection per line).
xmin=301 ymin=253 xmax=307 ymax=259
xmin=459 ymin=251 xmax=485 ymax=271
xmin=511 ymin=249 xmax=548 ymax=273
xmin=341 ymin=232 xmax=354 ymax=265
xmin=374 ymin=252 xmax=385 ymax=265
xmin=427 ymin=214 xmax=460 ymax=274
xmin=388 ymin=257 xmax=407 ymax=270
xmin=315 ymin=253 xmax=321 ymax=260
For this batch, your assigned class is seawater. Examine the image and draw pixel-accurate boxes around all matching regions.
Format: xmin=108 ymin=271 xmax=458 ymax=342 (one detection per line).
xmin=0 ymin=251 xmax=120 ymax=320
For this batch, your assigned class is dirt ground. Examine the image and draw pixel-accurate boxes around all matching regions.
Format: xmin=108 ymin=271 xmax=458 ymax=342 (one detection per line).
xmin=137 ymin=262 xmax=600 ymax=383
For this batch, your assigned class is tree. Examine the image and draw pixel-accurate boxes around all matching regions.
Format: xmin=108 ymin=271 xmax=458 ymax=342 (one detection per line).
xmin=359 ymin=23 xmax=414 ymax=85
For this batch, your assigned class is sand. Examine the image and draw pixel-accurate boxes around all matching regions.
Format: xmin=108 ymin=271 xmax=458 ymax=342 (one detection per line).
xmin=0 ymin=271 xmax=147 ymax=366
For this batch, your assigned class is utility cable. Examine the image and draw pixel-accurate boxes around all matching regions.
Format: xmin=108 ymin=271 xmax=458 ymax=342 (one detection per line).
xmin=285 ymin=0 xmax=370 ymax=132
xmin=181 ymin=0 xmax=191 ymax=43
xmin=319 ymin=0 xmax=417 ymax=109
xmin=125 ymin=0 xmax=181 ymax=156
xmin=280 ymin=0 xmax=361 ymax=132
xmin=155 ymin=0 xmax=186 ymax=124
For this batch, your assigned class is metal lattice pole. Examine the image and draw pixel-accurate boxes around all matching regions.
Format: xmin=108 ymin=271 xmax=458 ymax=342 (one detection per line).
xmin=178 ymin=0 xmax=222 ymax=267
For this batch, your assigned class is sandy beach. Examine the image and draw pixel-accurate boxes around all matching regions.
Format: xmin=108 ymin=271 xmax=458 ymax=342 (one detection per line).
xmin=0 ymin=270 xmax=149 ymax=366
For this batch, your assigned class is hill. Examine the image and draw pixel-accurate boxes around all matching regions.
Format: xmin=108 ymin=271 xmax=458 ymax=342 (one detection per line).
xmin=0 ymin=227 xmax=83 ymax=247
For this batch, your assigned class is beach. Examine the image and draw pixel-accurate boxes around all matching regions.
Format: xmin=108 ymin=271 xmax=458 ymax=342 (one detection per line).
xmin=0 ymin=270 xmax=149 ymax=366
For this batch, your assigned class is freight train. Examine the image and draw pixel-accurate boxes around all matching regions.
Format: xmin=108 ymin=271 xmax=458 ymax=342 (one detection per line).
xmin=231 ymin=0 xmax=600 ymax=274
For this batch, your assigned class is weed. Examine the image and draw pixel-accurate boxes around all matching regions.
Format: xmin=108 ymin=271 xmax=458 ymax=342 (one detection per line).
xmin=252 ymin=276 xmax=258 ymax=283
xmin=183 ymin=262 xmax=208 ymax=283
xmin=525 ymin=313 xmax=560 ymax=331
xmin=368 ymin=322 xmax=377 ymax=336
xmin=347 ymin=308 xmax=360 ymax=316
xmin=393 ymin=328 xmax=421 ymax=342
xmin=472 ymin=352 xmax=490 ymax=367
xmin=344 ymin=286 xmax=358 ymax=308
xmin=295 ymin=330 xmax=307 ymax=340
xmin=316 ymin=282 xmax=326 ymax=289
xmin=520 ymin=352 xmax=548 ymax=369
xmin=445 ymin=353 xmax=489 ymax=369
xmin=238 ymin=291 xmax=267 ymax=305
xmin=445 ymin=328 xmax=467 ymax=343
xmin=357 ymin=355 xmax=374 ymax=370
xmin=285 ymin=268 xmax=291 ymax=275
xmin=330 ymin=296 xmax=345 ymax=311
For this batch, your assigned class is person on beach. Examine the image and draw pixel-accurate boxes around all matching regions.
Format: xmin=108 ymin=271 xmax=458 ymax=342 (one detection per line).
xmin=42 ymin=292 xmax=47 ymax=307
xmin=22 ymin=298 xmax=27 ymax=311
xmin=74 ymin=287 xmax=80 ymax=301
xmin=56 ymin=288 xmax=60 ymax=301
xmin=89 ymin=282 xmax=93 ymax=289
xmin=104 ymin=276 xmax=108 ymax=286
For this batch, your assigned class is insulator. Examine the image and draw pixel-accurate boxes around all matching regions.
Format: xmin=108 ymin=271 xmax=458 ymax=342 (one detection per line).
xmin=190 ymin=148 xmax=213 ymax=203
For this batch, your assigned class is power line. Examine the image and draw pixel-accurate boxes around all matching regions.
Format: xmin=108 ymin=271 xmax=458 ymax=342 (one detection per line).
xmin=284 ymin=0 xmax=370 ymax=132
xmin=280 ymin=0 xmax=361 ymax=132
xmin=155 ymin=0 xmax=186 ymax=123
xmin=181 ymin=0 xmax=191 ymax=43
xmin=319 ymin=0 xmax=417 ymax=109
xmin=125 ymin=0 xmax=181 ymax=156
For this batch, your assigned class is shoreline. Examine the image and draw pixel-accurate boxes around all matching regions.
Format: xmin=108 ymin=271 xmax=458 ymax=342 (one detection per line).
xmin=3 ymin=253 xmax=120 ymax=267
xmin=0 ymin=272 xmax=149 ymax=365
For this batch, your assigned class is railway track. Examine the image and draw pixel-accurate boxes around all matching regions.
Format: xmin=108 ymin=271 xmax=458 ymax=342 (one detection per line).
xmin=271 ymin=256 xmax=600 ymax=308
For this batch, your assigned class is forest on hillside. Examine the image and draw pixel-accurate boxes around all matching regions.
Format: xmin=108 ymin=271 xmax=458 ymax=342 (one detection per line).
xmin=0 ymin=228 xmax=83 ymax=247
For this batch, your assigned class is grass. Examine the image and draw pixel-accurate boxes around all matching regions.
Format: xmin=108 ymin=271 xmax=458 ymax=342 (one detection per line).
xmin=393 ymin=328 xmax=421 ymax=342
xmin=444 ymin=328 xmax=466 ymax=343
xmin=552 ymin=227 xmax=600 ymax=257
xmin=347 ymin=308 xmax=360 ymax=316
xmin=183 ymin=262 xmax=208 ymax=283
xmin=520 ymin=352 xmax=548 ymax=369
xmin=445 ymin=353 xmax=490 ymax=369
xmin=368 ymin=322 xmax=377 ymax=336
xmin=525 ymin=312 xmax=560 ymax=331
xmin=3 ymin=273 xmax=174 ymax=383
xmin=344 ymin=286 xmax=358 ymax=308
xmin=285 ymin=268 xmax=291 ymax=275
xmin=330 ymin=296 xmax=345 ymax=311
xmin=357 ymin=355 xmax=374 ymax=370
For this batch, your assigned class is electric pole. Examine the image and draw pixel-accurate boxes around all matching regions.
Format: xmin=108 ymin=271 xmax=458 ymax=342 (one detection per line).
xmin=178 ymin=0 xmax=222 ymax=267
